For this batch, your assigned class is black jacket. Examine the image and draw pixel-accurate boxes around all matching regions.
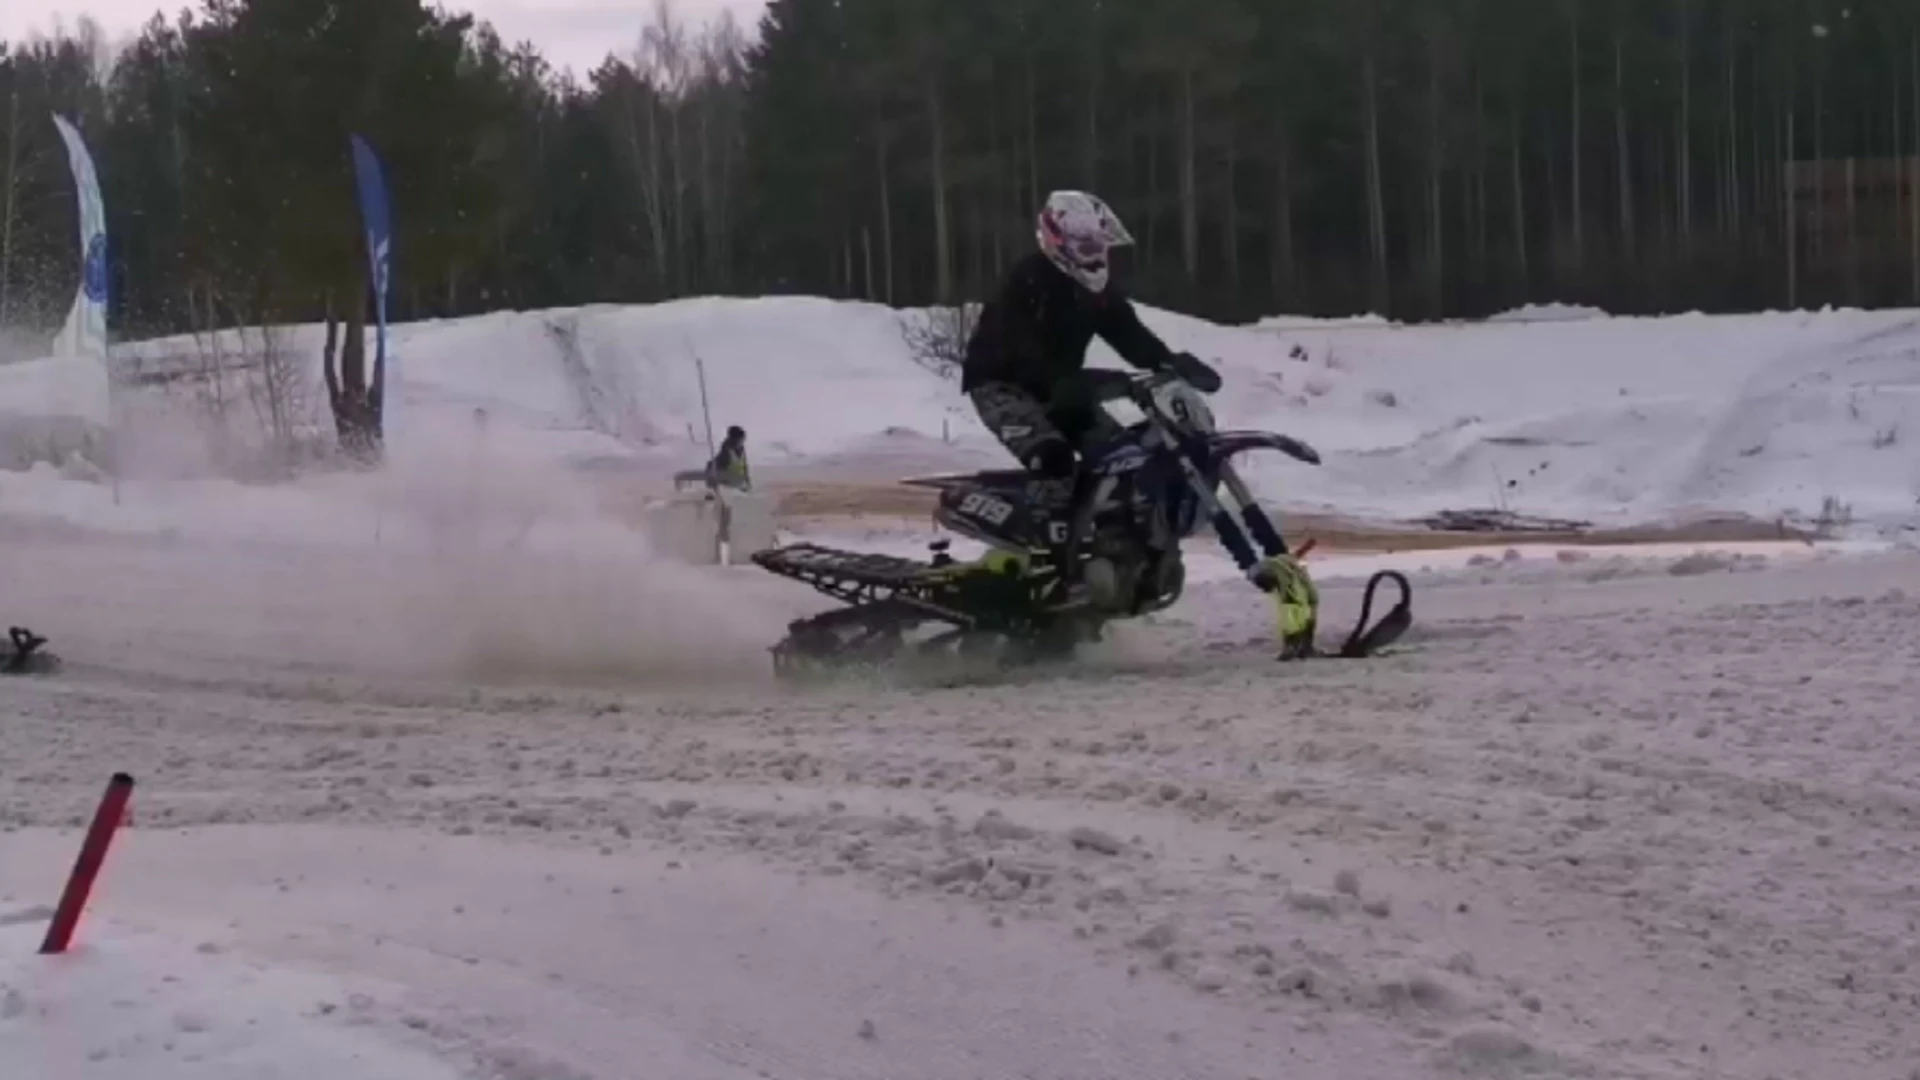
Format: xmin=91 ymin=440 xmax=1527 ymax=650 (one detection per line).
xmin=960 ymin=251 xmax=1175 ymax=398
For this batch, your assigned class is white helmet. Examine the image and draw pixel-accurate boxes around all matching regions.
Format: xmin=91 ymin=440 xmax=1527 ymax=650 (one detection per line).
xmin=1037 ymin=190 xmax=1134 ymax=293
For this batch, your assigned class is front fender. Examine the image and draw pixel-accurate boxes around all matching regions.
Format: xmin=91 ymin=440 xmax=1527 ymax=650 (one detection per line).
xmin=1205 ymin=430 xmax=1322 ymax=467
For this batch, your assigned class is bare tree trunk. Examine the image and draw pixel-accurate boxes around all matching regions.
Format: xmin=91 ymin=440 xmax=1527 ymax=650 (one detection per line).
xmin=968 ymin=202 xmax=986 ymax=297
xmin=696 ymin=74 xmax=715 ymax=287
xmin=862 ymin=227 xmax=874 ymax=299
xmin=1846 ymin=156 xmax=1860 ymax=305
xmin=1082 ymin=5 xmax=1101 ymax=184
xmin=1568 ymin=2 xmax=1585 ymax=265
xmin=1892 ymin=71 xmax=1903 ymax=286
xmin=704 ymin=41 xmax=740 ymax=290
xmin=624 ymin=84 xmax=670 ymax=291
xmin=321 ymin=297 xmax=340 ymax=424
xmin=670 ymin=98 xmax=687 ymax=292
xmin=1222 ymin=126 xmax=1240 ymax=295
xmin=0 ymin=82 xmax=19 ymax=325
xmin=1774 ymin=108 xmax=1789 ymax=307
xmin=875 ymin=115 xmax=896 ymax=304
xmin=646 ymin=0 xmax=692 ymax=293
xmin=1751 ymin=43 xmax=1766 ymax=250
xmin=1813 ymin=45 xmax=1826 ymax=262
xmin=988 ymin=60 xmax=1009 ymax=275
xmin=1179 ymin=67 xmax=1199 ymax=283
xmin=1722 ymin=16 xmax=1739 ymax=235
xmin=1511 ymin=106 xmax=1530 ymax=287
xmin=1023 ymin=34 xmax=1039 ymax=212
xmin=647 ymin=92 xmax=670 ymax=289
xmin=1425 ymin=27 xmax=1445 ymax=317
xmin=1650 ymin=123 xmax=1670 ymax=250
xmin=1473 ymin=70 xmax=1490 ymax=276
xmin=1614 ymin=26 xmax=1634 ymax=257
xmin=1270 ymin=131 xmax=1295 ymax=306
xmin=1363 ymin=52 xmax=1391 ymax=312
xmin=1144 ymin=100 xmax=1161 ymax=263
xmin=1677 ymin=0 xmax=1693 ymax=252
xmin=184 ymin=282 xmax=232 ymax=450
xmin=926 ymin=71 xmax=953 ymax=303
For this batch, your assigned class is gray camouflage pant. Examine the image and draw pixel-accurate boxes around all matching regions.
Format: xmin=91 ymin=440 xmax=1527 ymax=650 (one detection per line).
xmin=967 ymin=380 xmax=1122 ymax=511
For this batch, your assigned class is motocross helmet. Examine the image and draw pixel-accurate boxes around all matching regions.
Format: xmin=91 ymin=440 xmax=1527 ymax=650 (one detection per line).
xmin=1037 ymin=190 xmax=1134 ymax=293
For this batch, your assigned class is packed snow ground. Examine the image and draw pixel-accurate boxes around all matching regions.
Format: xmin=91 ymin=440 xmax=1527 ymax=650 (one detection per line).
xmin=3 ymin=523 xmax=1919 ymax=1080
xmin=3 ymin=297 xmax=1920 ymax=1079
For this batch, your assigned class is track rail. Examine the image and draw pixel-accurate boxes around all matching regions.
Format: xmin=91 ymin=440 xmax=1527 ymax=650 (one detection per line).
xmin=752 ymin=543 xmax=1081 ymax=677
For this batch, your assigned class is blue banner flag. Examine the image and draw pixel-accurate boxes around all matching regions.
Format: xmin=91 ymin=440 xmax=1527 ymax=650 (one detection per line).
xmin=51 ymin=114 xmax=108 ymax=361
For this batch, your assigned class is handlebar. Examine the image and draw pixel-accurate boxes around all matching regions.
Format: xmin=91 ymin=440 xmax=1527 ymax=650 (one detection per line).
xmin=1167 ymin=352 xmax=1223 ymax=393
xmin=1080 ymin=353 xmax=1222 ymax=404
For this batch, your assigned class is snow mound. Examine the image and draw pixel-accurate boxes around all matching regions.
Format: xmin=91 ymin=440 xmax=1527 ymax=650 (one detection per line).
xmin=1 ymin=297 xmax=1918 ymax=548
xmin=1242 ymin=308 xmax=1920 ymax=530
xmin=102 ymin=297 xmax=967 ymax=464
xmin=1486 ymin=302 xmax=1609 ymax=322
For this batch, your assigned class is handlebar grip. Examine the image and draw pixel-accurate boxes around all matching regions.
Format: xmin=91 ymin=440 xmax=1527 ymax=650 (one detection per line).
xmin=1169 ymin=352 xmax=1223 ymax=393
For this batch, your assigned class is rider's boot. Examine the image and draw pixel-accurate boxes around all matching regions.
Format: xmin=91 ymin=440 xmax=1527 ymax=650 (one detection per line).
xmin=1039 ymin=467 xmax=1098 ymax=607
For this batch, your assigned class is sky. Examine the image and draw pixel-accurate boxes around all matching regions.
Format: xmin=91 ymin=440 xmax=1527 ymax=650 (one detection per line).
xmin=2 ymin=0 xmax=768 ymax=78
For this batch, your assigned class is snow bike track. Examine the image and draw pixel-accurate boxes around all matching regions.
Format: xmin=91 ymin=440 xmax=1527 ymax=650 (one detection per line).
xmin=5 ymin=826 xmax=1315 ymax=1080
xmin=5 ymin=527 xmax=1920 ymax=1080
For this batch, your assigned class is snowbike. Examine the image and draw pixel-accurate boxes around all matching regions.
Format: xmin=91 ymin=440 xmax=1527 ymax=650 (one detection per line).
xmin=750 ymin=356 xmax=1411 ymax=678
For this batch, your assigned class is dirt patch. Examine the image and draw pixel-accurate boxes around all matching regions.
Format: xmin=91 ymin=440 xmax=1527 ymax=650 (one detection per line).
xmin=762 ymin=481 xmax=1821 ymax=554
xmin=1284 ymin=512 xmax=1821 ymax=554
xmin=769 ymin=482 xmax=941 ymax=518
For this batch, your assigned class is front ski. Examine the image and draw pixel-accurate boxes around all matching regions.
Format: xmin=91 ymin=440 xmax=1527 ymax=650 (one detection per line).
xmin=1275 ymin=570 xmax=1413 ymax=662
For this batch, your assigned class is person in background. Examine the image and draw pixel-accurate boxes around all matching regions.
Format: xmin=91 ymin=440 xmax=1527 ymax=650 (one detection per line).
xmin=708 ymin=424 xmax=750 ymax=492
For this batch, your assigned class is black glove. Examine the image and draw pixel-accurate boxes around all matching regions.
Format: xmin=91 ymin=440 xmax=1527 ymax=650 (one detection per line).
xmin=1168 ymin=351 xmax=1223 ymax=393
xmin=1027 ymin=440 xmax=1078 ymax=478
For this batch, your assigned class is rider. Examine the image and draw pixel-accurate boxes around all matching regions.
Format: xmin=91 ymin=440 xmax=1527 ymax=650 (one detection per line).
xmin=961 ymin=191 xmax=1317 ymax=651
xmin=707 ymin=424 xmax=750 ymax=492
xmin=962 ymin=190 xmax=1216 ymax=524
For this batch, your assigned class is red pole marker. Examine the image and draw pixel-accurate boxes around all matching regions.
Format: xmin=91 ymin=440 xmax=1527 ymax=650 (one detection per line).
xmin=40 ymin=773 xmax=135 ymax=955
xmin=1296 ymin=537 xmax=1319 ymax=560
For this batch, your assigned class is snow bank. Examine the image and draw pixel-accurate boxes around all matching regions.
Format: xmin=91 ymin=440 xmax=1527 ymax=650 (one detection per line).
xmin=1225 ymin=307 xmax=1920 ymax=531
xmin=1485 ymin=302 xmax=1610 ymax=322
xmin=2 ymin=297 xmax=1918 ymax=548
xmin=105 ymin=296 xmax=965 ymax=464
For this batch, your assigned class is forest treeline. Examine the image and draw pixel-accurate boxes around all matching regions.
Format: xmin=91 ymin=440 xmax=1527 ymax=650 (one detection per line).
xmin=3 ymin=0 xmax=1919 ymax=340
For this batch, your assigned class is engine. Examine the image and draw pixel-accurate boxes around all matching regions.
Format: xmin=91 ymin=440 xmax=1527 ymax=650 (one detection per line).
xmin=1081 ymin=530 xmax=1186 ymax=616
